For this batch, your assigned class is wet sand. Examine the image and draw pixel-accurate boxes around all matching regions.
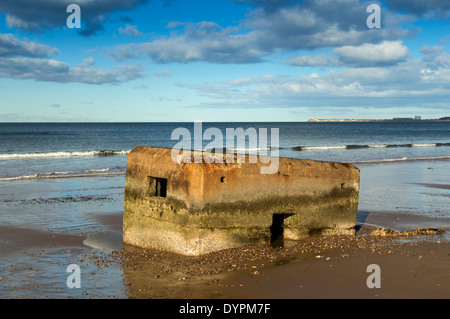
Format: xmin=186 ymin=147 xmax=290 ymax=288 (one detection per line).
xmin=113 ymin=225 xmax=450 ymax=299
xmin=1 ymin=171 xmax=449 ymax=299
xmin=2 ymin=210 xmax=448 ymax=299
xmin=0 ymin=225 xmax=86 ymax=256
xmin=217 ymin=239 xmax=450 ymax=299
xmin=412 ymin=183 xmax=450 ymax=190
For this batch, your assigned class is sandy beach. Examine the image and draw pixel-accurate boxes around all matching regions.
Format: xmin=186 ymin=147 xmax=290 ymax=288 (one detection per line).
xmin=1 ymin=208 xmax=448 ymax=299
xmin=1 ymin=161 xmax=449 ymax=300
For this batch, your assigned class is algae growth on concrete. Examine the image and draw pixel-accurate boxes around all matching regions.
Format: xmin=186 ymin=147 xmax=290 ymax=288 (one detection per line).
xmin=123 ymin=146 xmax=360 ymax=255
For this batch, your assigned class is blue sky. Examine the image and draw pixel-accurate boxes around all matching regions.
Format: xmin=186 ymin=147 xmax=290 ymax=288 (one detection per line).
xmin=0 ymin=0 xmax=449 ymax=122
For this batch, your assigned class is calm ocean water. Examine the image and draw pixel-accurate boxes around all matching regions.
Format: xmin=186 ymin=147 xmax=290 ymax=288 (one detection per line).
xmin=0 ymin=121 xmax=449 ymax=181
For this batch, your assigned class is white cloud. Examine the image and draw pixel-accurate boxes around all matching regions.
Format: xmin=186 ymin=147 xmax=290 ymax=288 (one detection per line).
xmin=0 ymin=33 xmax=58 ymax=58
xmin=283 ymin=41 xmax=411 ymax=68
xmin=111 ymin=24 xmax=268 ymax=63
xmin=0 ymin=0 xmax=151 ymax=36
xmin=0 ymin=33 xmax=145 ymax=84
xmin=78 ymin=57 xmax=97 ymax=67
xmin=110 ymin=1 xmax=413 ymax=64
xmin=5 ymin=15 xmax=40 ymax=30
xmin=68 ymin=63 xmax=146 ymax=84
xmin=181 ymin=49 xmax=450 ymax=110
xmin=118 ymin=24 xmax=143 ymax=37
xmin=282 ymin=54 xmax=342 ymax=67
xmin=334 ymin=41 xmax=410 ymax=66
xmin=387 ymin=0 xmax=450 ymax=18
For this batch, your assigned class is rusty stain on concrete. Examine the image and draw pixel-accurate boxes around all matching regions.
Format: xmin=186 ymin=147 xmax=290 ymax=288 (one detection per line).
xmin=123 ymin=146 xmax=360 ymax=255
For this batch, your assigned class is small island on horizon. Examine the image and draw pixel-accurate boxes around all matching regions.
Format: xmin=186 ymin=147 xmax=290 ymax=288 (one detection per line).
xmin=308 ymin=116 xmax=450 ymax=122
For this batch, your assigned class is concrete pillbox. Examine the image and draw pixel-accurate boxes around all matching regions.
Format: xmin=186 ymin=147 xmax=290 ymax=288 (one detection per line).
xmin=123 ymin=146 xmax=360 ymax=255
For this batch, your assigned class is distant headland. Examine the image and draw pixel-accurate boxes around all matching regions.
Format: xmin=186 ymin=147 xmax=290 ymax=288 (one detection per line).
xmin=308 ymin=116 xmax=450 ymax=122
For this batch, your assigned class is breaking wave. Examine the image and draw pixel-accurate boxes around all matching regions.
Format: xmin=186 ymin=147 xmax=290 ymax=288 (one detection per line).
xmin=292 ymin=142 xmax=450 ymax=151
xmin=0 ymin=168 xmax=126 ymax=181
xmin=0 ymin=150 xmax=131 ymax=160
xmin=347 ymin=155 xmax=450 ymax=164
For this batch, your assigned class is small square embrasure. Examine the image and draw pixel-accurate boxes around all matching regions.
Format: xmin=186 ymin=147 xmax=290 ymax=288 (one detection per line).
xmin=148 ymin=176 xmax=167 ymax=198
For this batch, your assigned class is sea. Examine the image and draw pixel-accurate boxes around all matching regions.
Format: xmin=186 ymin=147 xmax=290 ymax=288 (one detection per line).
xmin=1 ymin=121 xmax=450 ymax=216
xmin=0 ymin=121 xmax=449 ymax=298
xmin=1 ymin=121 xmax=450 ymax=179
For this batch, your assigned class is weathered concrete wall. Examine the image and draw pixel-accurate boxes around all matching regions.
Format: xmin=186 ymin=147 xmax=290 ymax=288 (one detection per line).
xmin=123 ymin=146 xmax=360 ymax=255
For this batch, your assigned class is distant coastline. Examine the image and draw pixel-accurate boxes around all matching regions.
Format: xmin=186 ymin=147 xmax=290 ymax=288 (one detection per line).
xmin=308 ymin=116 xmax=450 ymax=122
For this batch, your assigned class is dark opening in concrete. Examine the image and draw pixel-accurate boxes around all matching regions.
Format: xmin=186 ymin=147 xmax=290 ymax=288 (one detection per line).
xmin=148 ymin=176 xmax=167 ymax=198
xmin=270 ymin=213 xmax=293 ymax=248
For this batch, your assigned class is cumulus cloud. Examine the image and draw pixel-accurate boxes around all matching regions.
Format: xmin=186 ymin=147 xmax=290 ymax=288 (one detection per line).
xmin=282 ymin=55 xmax=342 ymax=67
xmin=243 ymin=1 xmax=412 ymax=50
xmin=5 ymin=15 xmax=40 ymax=31
xmin=78 ymin=56 xmax=97 ymax=67
xmin=334 ymin=41 xmax=410 ymax=67
xmin=109 ymin=0 xmax=413 ymax=64
xmin=420 ymin=45 xmax=450 ymax=68
xmin=386 ymin=0 xmax=450 ymax=18
xmin=69 ymin=63 xmax=146 ymax=84
xmin=181 ymin=47 xmax=450 ymax=110
xmin=283 ymin=41 xmax=410 ymax=68
xmin=111 ymin=21 xmax=268 ymax=63
xmin=118 ymin=24 xmax=143 ymax=37
xmin=0 ymin=33 xmax=145 ymax=84
xmin=0 ymin=57 xmax=145 ymax=84
xmin=0 ymin=33 xmax=58 ymax=58
xmin=237 ymin=0 xmax=450 ymax=18
xmin=0 ymin=0 xmax=149 ymax=36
